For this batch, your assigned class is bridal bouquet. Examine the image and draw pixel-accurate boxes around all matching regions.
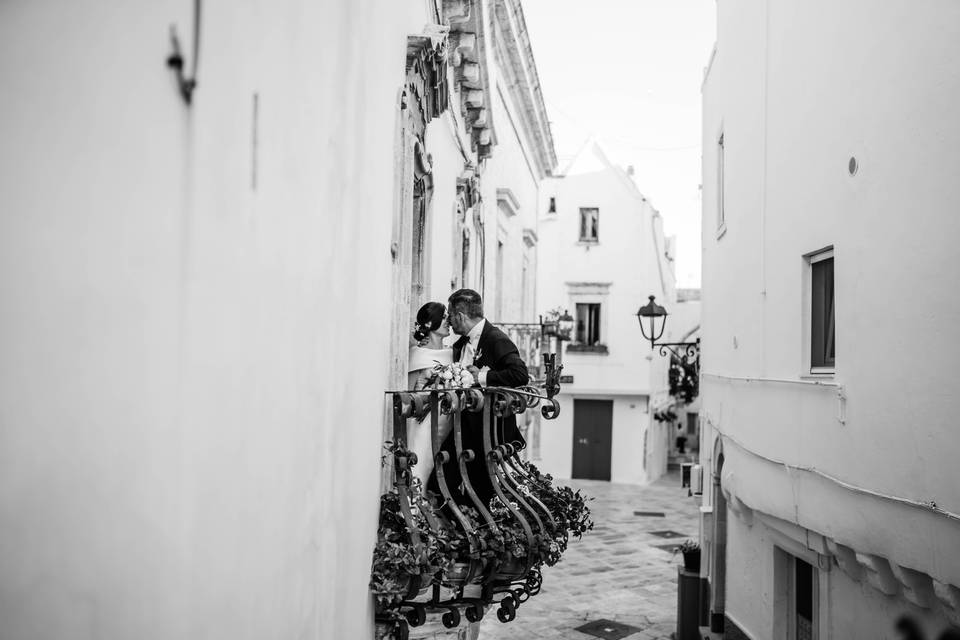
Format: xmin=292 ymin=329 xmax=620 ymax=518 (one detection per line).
xmin=427 ymin=362 xmax=476 ymax=389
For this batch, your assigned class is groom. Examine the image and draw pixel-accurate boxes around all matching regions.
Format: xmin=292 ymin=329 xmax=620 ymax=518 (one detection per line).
xmin=427 ymin=288 xmax=528 ymax=505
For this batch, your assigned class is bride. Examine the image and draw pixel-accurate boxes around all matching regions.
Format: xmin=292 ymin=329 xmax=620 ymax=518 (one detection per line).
xmin=407 ymin=302 xmax=453 ymax=486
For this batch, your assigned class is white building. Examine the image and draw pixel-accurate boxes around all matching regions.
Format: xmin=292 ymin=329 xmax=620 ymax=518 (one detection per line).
xmin=699 ymin=1 xmax=960 ymax=638
xmin=534 ymin=141 xmax=679 ymax=485
xmin=0 ymin=1 xmax=553 ymax=638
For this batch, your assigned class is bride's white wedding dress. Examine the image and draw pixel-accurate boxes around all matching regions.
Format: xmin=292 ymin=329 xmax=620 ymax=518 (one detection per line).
xmin=407 ymin=345 xmax=454 ymax=487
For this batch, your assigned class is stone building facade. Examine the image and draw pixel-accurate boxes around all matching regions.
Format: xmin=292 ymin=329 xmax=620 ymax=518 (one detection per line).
xmin=535 ymin=141 xmax=677 ymax=485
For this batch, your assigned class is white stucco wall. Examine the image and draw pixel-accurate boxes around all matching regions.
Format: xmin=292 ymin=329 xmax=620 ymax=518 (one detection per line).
xmin=0 ymin=2 xmax=432 ymax=638
xmin=700 ymin=0 xmax=960 ymax=635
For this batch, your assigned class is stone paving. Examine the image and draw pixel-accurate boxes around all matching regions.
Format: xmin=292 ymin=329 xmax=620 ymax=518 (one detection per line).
xmin=477 ymin=470 xmax=700 ymax=640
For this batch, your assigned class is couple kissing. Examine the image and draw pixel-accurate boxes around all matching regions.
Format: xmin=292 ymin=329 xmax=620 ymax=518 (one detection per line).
xmin=407 ymin=288 xmax=528 ymax=505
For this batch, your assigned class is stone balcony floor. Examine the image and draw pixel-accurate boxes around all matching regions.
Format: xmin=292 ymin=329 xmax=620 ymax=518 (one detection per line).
xmin=477 ymin=470 xmax=700 ymax=640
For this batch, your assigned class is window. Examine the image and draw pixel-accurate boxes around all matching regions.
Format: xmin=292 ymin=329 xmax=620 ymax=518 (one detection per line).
xmin=548 ymin=196 xmax=556 ymax=213
xmin=717 ymin=133 xmax=725 ymax=230
xmin=579 ymin=208 xmax=599 ymax=242
xmin=774 ymin=549 xmax=819 ymax=640
xmin=810 ymin=251 xmax=835 ymax=371
xmin=411 ymin=183 xmax=429 ymax=307
xmin=575 ymin=303 xmax=601 ymax=345
xmin=460 ymin=229 xmax=470 ymax=287
xmin=795 ymin=558 xmax=815 ymax=640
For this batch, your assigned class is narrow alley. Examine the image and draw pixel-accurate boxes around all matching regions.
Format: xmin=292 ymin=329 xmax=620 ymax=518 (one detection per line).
xmin=480 ymin=471 xmax=699 ymax=640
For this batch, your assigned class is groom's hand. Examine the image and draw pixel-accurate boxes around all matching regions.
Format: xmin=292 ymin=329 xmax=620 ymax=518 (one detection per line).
xmin=466 ymin=365 xmax=488 ymax=388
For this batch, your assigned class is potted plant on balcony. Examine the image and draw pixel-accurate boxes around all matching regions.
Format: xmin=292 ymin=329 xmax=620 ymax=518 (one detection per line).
xmin=370 ymin=443 xmax=456 ymax=616
xmin=674 ymin=539 xmax=701 ymax=573
xmin=488 ymin=496 xmax=531 ymax=578
xmin=515 ymin=461 xmax=593 ymax=565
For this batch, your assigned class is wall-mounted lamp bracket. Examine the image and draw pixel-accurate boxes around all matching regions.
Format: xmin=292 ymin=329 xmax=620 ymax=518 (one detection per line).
xmin=166 ymin=1 xmax=202 ymax=105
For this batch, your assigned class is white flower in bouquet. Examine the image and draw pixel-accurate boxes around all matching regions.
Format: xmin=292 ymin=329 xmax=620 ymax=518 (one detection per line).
xmin=427 ymin=362 xmax=478 ymax=389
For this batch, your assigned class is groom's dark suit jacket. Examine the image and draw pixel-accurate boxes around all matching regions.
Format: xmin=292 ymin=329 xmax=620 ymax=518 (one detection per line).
xmin=428 ymin=320 xmax=528 ymax=505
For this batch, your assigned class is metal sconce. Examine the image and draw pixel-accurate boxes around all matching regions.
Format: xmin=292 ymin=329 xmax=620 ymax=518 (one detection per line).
xmin=635 ymin=295 xmax=700 ymax=365
xmin=167 ymin=0 xmax=202 ymax=104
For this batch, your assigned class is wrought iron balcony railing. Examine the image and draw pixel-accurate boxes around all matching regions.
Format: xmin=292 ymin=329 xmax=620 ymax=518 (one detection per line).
xmin=373 ymin=359 xmax=590 ymax=638
xmin=495 ymin=322 xmax=547 ymax=383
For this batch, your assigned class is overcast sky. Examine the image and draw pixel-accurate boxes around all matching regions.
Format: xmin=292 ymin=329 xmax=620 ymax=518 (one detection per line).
xmin=522 ymin=0 xmax=717 ymax=288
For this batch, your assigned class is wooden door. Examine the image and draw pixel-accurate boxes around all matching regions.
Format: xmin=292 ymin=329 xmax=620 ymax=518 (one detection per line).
xmin=572 ymin=399 xmax=613 ymax=481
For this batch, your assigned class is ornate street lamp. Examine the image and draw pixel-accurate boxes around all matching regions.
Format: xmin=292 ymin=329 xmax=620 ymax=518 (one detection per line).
xmin=557 ymin=310 xmax=574 ymax=342
xmin=541 ymin=315 xmax=558 ymax=338
xmin=636 ymin=295 xmax=668 ymax=346
xmin=635 ymin=295 xmax=700 ymax=365
xmin=538 ymin=309 xmax=573 ymax=398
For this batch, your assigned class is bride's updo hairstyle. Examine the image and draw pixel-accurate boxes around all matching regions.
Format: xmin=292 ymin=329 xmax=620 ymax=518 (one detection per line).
xmin=413 ymin=302 xmax=446 ymax=342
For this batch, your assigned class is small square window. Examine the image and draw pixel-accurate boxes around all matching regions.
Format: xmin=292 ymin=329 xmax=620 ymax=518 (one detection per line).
xmin=575 ymin=303 xmax=601 ymax=344
xmin=810 ymin=252 xmax=835 ymax=371
xmin=579 ymin=208 xmax=599 ymax=242
xmin=548 ymin=196 xmax=557 ymax=213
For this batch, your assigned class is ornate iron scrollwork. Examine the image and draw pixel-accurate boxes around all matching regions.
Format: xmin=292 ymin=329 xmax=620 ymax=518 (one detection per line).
xmin=656 ymin=340 xmax=700 ymax=366
xmin=378 ymin=383 xmax=570 ymax=634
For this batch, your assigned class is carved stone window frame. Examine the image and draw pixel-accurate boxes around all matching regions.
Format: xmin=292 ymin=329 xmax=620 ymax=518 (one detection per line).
xmin=385 ymin=27 xmax=450 ymax=403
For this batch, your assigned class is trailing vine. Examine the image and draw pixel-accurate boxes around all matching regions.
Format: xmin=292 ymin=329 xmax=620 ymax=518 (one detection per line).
xmin=668 ymin=353 xmax=699 ymax=404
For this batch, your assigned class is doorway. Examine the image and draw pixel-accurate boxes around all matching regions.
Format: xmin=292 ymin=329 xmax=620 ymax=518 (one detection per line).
xmin=711 ymin=451 xmax=728 ymax=633
xmin=572 ymin=399 xmax=613 ymax=481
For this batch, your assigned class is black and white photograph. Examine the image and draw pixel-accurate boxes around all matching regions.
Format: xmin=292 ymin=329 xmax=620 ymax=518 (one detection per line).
xmin=1 ymin=1 xmax=958 ymax=639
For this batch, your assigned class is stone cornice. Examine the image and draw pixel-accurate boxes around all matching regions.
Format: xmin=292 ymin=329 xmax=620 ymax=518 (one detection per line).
xmin=496 ymin=187 xmax=521 ymax=216
xmin=443 ymin=0 xmax=496 ymax=161
xmin=491 ymin=0 xmax=557 ymax=178
xmin=439 ymin=0 xmax=556 ymax=174
xmin=522 ymin=227 xmax=537 ymax=247
xmin=404 ymin=26 xmax=450 ymax=133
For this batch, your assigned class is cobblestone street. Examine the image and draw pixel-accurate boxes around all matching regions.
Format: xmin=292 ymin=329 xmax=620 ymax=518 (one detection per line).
xmin=478 ymin=470 xmax=700 ymax=640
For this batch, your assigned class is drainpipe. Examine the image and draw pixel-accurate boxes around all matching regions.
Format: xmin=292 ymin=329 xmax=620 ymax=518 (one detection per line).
xmin=759 ymin=0 xmax=771 ymax=377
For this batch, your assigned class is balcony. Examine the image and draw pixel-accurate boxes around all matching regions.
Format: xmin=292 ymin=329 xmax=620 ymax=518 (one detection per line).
xmin=372 ymin=377 xmax=592 ymax=638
